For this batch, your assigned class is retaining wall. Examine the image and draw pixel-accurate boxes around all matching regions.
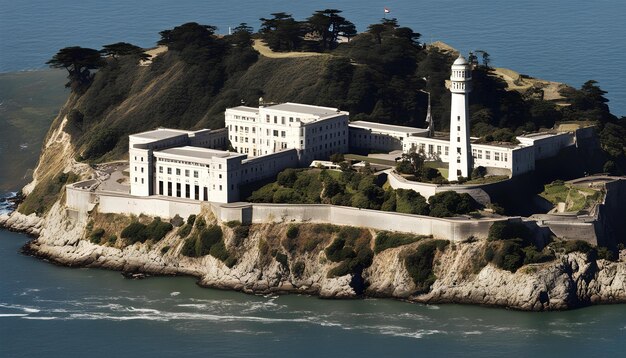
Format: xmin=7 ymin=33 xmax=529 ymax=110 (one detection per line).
xmin=214 ymin=202 xmax=511 ymax=241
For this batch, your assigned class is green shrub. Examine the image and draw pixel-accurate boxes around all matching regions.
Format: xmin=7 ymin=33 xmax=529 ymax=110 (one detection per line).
xmin=563 ymin=240 xmax=593 ymax=254
xmin=144 ymin=217 xmax=173 ymax=242
xmin=232 ymin=225 xmax=250 ymax=246
xmin=428 ymin=191 xmax=476 ymax=217
xmin=325 ymin=237 xmax=355 ymax=262
xmin=274 ymin=252 xmax=289 ymax=268
xmin=488 ymin=221 xmax=530 ymax=242
xmin=186 ymin=214 xmax=197 ymax=226
xmin=161 ymin=245 xmax=170 ymax=254
xmin=292 ymin=261 xmax=306 ymax=278
xmin=225 ymin=220 xmax=241 ymax=228
xmin=195 ymin=217 xmax=206 ymax=229
xmin=522 ymin=246 xmax=555 ymax=265
xmin=106 ymin=234 xmax=117 ymax=245
xmin=178 ymin=224 xmax=192 ymax=238
xmin=208 ymin=241 xmax=229 ymax=261
xmin=374 ymin=232 xmax=425 ymax=253
xmin=121 ymin=218 xmax=172 ymax=244
xmin=286 ymin=225 xmax=299 ymax=239
xmin=197 ymin=225 xmax=223 ymax=256
xmin=597 ymin=246 xmax=616 ymax=261
xmin=181 ymin=237 xmax=197 ymax=257
xmin=404 ymin=240 xmax=449 ymax=292
xmin=89 ymin=228 xmax=105 ymax=244
xmin=337 ymin=226 xmax=361 ymax=242
xmin=120 ymin=222 xmax=148 ymax=243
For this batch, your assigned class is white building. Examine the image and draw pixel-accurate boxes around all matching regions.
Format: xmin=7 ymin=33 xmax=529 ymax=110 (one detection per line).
xmin=348 ymin=121 xmax=429 ymax=152
xmin=225 ymin=102 xmax=349 ymax=165
xmin=448 ymin=56 xmax=473 ymax=181
xmin=129 ymin=127 xmax=297 ymax=203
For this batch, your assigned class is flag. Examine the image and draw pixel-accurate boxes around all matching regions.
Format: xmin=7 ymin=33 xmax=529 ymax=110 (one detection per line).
xmin=384 ymin=8 xmax=390 ymax=14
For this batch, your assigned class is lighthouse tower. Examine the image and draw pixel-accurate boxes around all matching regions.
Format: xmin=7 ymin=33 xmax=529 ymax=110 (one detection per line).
xmin=448 ymin=56 xmax=473 ymax=181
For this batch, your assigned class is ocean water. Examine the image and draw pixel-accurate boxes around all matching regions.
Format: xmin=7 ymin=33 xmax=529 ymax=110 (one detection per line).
xmin=0 ymin=0 xmax=624 ymax=116
xmin=1 ymin=230 xmax=625 ymax=357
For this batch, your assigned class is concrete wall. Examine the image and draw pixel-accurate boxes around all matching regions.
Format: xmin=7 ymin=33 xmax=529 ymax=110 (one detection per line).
xmin=213 ymin=202 xmax=510 ymax=241
xmin=386 ymin=170 xmax=494 ymax=205
xmin=66 ymin=184 xmax=201 ymax=220
xmin=98 ymin=192 xmax=201 ymax=220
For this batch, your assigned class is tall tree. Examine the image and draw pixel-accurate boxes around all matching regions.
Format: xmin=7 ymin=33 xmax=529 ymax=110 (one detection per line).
xmin=101 ymin=42 xmax=149 ymax=62
xmin=228 ymin=23 xmax=254 ymax=46
xmin=158 ymin=22 xmax=224 ymax=64
xmin=259 ymin=13 xmax=303 ymax=51
xmin=306 ymin=9 xmax=351 ymax=50
xmin=46 ymin=46 xmax=104 ymax=92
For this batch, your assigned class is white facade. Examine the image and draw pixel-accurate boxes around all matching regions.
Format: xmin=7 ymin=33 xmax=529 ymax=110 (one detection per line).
xmin=348 ymin=121 xmax=429 ymax=152
xmin=448 ymin=56 xmax=473 ymax=181
xmin=129 ymin=127 xmax=297 ymax=203
xmin=225 ymin=103 xmax=349 ymax=165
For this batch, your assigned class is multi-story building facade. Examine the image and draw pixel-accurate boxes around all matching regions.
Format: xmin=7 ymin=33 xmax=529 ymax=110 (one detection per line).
xmin=225 ymin=102 xmax=349 ymax=165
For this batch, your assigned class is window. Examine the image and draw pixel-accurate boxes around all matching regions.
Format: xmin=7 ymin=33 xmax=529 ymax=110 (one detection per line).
xmin=485 ymin=151 xmax=491 ymax=160
xmin=176 ymin=183 xmax=181 ymax=197
xmin=437 ymin=145 xmax=442 ymax=154
xmin=457 ymin=137 xmax=460 ymax=142
xmin=495 ymin=152 xmax=500 ymax=161
xmin=159 ymin=166 xmax=163 ymax=173
xmin=266 ymin=114 xmax=270 ymax=122
xmin=281 ymin=131 xmax=286 ymax=138
xmin=273 ymin=130 xmax=279 ymax=136
xmin=445 ymin=146 xmax=449 ymax=156
xmin=428 ymin=144 xmax=434 ymax=154
xmin=457 ymin=116 xmax=461 ymax=121
xmin=167 ymin=168 xmax=171 ymax=175
xmin=185 ymin=169 xmax=189 ymax=177
xmin=193 ymin=171 xmax=199 ymax=178
xmin=185 ymin=184 xmax=190 ymax=198
xmin=281 ymin=116 xmax=285 ymax=124
xmin=141 ymin=178 xmax=144 ymax=184
xmin=176 ymin=168 xmax=181 ymax=175
xmin=219 ymin=185 xmax=222 ymax=191
xmin=274 ymin=116 xmax=277 ymax=123
xmin=457 ymin=126 xmax=461 ymax=131
xmin=141 ymin=167 xmax=144 ymax=173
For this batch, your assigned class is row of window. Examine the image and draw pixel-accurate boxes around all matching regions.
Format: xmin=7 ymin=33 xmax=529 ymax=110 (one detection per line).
xmin=158 ymin=166 xmax=200 ymax=178
xmin=473 ymin=148 xmax=509 ymax=162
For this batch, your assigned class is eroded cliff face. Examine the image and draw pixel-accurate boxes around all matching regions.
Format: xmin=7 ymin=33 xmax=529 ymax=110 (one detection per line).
xmin=19 ymin=202 xmax=626 ymax=311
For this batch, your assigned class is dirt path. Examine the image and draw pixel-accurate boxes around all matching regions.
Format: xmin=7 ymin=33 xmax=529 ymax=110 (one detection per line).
xmin=252 ymin=39 xmax=330 ymax=59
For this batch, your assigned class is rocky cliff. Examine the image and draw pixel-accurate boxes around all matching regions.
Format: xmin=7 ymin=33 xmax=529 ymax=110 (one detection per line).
xmin=11 ymin=199 xmax=626 ymax=311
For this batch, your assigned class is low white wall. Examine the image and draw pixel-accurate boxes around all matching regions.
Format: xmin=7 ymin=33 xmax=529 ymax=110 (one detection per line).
xmin=387 ymin=171 xmax=438 ymax=198
xmin=215 ymin=202 xmax=509 ymax=241
xmin=67 ymin=183 xmax=201 ymax=220
xmin=98 ymin=191 xmax=201 ymax=219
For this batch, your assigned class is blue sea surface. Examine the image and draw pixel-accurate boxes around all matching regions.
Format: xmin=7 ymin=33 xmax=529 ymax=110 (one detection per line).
xmin=1 ymin=230 xmax=625 ymax=357
xmin=0 ymin=0 xmax=624 ymax=115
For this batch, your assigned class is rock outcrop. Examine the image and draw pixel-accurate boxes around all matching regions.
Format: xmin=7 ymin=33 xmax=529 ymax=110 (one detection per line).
xmin=10 ymin=199 xmax=626 ymax=311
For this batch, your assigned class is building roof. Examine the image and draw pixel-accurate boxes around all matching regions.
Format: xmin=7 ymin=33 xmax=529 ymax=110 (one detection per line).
xmin=349 ymin=121 xmax=429 ymax=135
xmin=227 ymin=106 xmax=259 ymax=114
xmin=264 ymin=102 xmax=344 ymax=118
xmin=453 ymin=56 xmax=468 ymax=66
xmin=155 ymin=146 xmax=243 ymax=161
xmin=130 ymin=128 xmax=190 ymax=141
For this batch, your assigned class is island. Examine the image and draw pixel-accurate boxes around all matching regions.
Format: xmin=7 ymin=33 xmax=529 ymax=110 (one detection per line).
xmin=2 ymin=12 xmax=626 ymax=311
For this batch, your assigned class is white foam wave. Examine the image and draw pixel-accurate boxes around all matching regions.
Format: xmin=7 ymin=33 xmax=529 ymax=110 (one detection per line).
xmin=21 ymin=316 xmax=58 ymax=320
xmin=0 ymin=303 xmax=41 ymax=313
xmin=0 ymin=314 xmax=29 ymax=317
xmin=170 ymin=291 xmax=180 ymax=296
xmin=463 ymin=331 xmax=483 ymax=335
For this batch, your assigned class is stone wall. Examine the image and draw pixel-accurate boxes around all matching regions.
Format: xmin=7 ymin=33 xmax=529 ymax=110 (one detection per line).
xmin=213 ymin=202 xmax=511 ymax=241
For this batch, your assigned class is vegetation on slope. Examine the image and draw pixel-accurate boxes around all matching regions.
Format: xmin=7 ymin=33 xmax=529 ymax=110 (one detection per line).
xmin=248 ymin=168 xmax=478 ymax=217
